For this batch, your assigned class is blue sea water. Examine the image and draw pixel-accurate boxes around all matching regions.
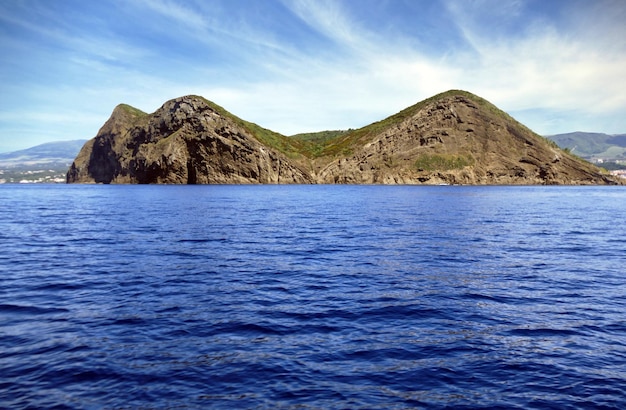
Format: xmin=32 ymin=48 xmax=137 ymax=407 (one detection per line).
xmin=0 ymin=184 xmax=625 ymax=409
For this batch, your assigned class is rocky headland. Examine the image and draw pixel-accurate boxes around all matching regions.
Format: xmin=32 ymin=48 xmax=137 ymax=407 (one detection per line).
xmin=67 ymin=90 xmax=622 ymax=185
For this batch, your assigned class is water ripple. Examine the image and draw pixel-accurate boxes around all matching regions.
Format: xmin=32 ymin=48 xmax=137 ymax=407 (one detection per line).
xmin=1 ymin=185 xmax=625 ymax=409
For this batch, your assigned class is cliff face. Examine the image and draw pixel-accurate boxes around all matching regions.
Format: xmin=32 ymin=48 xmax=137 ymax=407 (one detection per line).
xmin=67 ymin=96 xmax=312 ymax=184
xmin=314 ymin=92 xmax=618 ymax=185
xmin=68 ymin=91 xmax=621 ymax=185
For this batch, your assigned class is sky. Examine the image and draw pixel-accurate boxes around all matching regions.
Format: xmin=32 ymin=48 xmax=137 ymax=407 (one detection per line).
xmin=1 ymin=0 xmax=625 ymax=152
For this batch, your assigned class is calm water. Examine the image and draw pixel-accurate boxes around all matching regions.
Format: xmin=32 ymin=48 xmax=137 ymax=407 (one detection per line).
xmin=0 ymin=184 xmax=625 ymax=409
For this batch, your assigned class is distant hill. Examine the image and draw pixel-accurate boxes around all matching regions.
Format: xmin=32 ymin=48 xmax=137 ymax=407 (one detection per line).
xmin=0 ymin=140 xmax=87 ymax=183
xmin=67 ymin=90 xmax=620 ymax=185
xmin=0 ymin=140 xmax=87 ymax=165
xmin=547 ymin=132 xmax=626 ymax=159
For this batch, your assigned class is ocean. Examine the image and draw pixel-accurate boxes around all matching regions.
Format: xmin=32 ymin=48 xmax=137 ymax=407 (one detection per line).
xmin=1 ymin=184 xmax=625 ymax=409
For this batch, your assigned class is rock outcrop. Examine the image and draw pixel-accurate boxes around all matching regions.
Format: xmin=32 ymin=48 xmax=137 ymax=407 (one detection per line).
xmin=68 ymin=91 xmax=622 ymax=185
xmin=67 ymin=96 xmax=312 ymax=184
xmin=313 ymin=92 xmax=618 ymax=185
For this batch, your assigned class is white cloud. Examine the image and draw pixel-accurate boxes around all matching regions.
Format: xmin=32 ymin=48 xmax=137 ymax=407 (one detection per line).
xmin=189 ymin=1 xmax=459 ymax=133
xmin=436 ymin=0 xmax=626 ymax=133
xmin=2 ymin=0 xmax=626 ymax=152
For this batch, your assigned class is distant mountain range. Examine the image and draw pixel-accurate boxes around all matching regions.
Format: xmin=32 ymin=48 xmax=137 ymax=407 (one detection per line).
xmin=0 ymin=140 xmax=87 ymax=166
xmin=547 ymin=132 xmax=626 ymax=160
xmin=0 ymin=140 xmax=87 ymax=183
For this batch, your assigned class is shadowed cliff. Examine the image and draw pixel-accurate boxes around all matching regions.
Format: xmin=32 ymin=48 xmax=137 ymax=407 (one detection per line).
xmin=67 ymin=97 xmax=312 ymax=184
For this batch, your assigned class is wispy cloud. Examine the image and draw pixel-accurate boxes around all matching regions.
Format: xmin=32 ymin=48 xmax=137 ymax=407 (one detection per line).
xmin=284 ymin=0 xmax=363 ymax=49
xmin=1 ymin=0 xmax=625 ymax=152
xmin=444 ymin=0 xmax=626 ymax=115
xmin=137 ymin=0 xmax=207 ymax=31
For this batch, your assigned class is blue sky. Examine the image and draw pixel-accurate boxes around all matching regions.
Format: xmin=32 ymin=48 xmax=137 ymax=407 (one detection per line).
xmin=1 ymin=0 xmax=625 ymax=152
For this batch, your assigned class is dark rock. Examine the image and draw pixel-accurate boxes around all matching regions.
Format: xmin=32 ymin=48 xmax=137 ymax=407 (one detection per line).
xmin=67 ymin=96 xmax=312 ymax=184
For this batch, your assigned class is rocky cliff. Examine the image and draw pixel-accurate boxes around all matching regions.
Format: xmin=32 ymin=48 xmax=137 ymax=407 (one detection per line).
xmin=68 ymin=91 xmax=622 ymax=185
xmin=67 ymin=97 xmax=312 ymax=184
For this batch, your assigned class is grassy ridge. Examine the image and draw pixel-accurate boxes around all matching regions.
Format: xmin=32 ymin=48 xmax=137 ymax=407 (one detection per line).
xmin=290 ymin=130 xmax=347 ymax=144
xmin=117 ymin=104 xmax=148 ymax=118
xmin=290 ymin=130 xmax=348 ymax=157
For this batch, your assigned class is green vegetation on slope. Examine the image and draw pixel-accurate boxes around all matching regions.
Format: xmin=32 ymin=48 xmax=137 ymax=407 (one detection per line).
xmin=290 ymin=130 xmax=348 ymax=144
xmin=290 ymin=130 xmax=349 ymax=157
xmin=117 ymin=103 xmax=148 ymax=118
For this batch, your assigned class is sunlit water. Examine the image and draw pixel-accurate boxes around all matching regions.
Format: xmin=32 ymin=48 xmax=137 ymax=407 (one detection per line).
xmin=1 ymin=184 xmax=625 ymax=409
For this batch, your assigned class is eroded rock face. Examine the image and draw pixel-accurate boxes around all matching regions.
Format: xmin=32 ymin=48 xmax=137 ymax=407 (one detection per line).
xmin=314 ymin=95 xmax=618 ymax=185
xmin=67 ymin=96 xmax=312 ymax=184
xmin=68 ymin=91 xmax=621 ymax=185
